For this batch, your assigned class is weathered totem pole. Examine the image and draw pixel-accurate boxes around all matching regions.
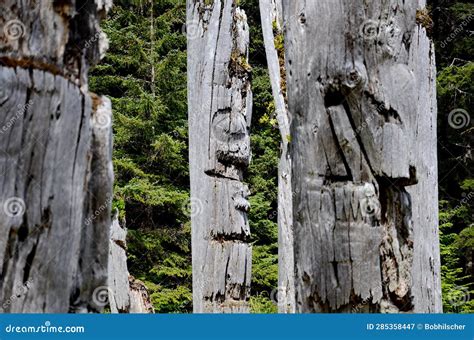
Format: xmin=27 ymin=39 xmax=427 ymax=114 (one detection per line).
xmin=281 ymin=0 xmax=441 ymax=312
xmin=187 ymin=0 xmax=253 ymax=313
xmin=0 ymin=0 xmax=113 ymax=312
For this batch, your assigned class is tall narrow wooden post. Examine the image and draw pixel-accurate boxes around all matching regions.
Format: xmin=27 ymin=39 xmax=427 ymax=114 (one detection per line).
xmin=259 ymin=0 xmax=295 ymax=313
xmin=187 ymin=0 xmax=253 ymax=313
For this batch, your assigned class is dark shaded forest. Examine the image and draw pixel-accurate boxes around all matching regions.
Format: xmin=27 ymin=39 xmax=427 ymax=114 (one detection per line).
xmin=88 ymin=0 xmax=473 ymax=313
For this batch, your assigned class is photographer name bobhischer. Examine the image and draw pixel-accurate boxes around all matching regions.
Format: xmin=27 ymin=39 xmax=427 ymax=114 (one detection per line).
xmin=423 ymin=323 xmax=466 ymax=330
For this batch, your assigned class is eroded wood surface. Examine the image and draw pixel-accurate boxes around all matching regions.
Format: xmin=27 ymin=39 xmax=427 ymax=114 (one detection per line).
xmin=281 ymin=0 xmax=441 ymax=313
xmin=0 ymin=0 xmax=113 ymax=313
xmin=188 ymin=0 xmax=253 ymax=313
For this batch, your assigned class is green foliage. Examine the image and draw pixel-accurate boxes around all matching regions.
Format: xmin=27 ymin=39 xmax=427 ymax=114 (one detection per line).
xmin=431 ymin=0 xmax=473 ymax=313
xmin=90 ymin=0 xmax=192 ymax=313
xmin=438 ymin=179 xmax=473 ymax=313
xmin=250 ymin=294 xmax=278 ymax=314
xmin=91 ymin=0 xmax=280 ymax=313
xmin=240 ymin=1 xmax=280 ymax=313
xmin=252 ymin=245 xmax=278 ymax=295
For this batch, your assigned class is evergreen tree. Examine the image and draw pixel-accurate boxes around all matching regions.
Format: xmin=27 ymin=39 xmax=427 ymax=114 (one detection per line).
xmin=430 ymin=0 xmax=473 ymax=313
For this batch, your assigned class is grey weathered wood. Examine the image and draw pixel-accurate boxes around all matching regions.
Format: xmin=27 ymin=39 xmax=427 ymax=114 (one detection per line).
xmin=259 ymin=0 xmax=295 ymax=314
xmin=108 ymin=212 xmax=130 ymax=313
xmin=108 ymin=213 xmax=154 ymax=314
xmin=281 ymin=0 xmax=441 ymax=312
xmin=129 ymin=276 xmax=154 ymax=314
xmin=406 ymin=3 xmax=442 ymax=312
xmin=0 ymin=0 xmax=113 ymax=313
xmin=187 ymin=0 xmax=253 ymax=313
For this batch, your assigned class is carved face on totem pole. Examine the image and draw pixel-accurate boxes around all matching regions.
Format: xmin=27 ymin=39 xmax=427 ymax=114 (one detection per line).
xmin=283 ymin=2 xmax=421 ymax=312
xmin=342 ymin=17 xmax=418 ymax=183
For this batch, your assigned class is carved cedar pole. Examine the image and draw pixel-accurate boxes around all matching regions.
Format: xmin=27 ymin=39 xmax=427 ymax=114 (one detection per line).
xmin=281 ymin=0 xmax=442 ymax=312
xmin=259 ymin=0 xmax=295 ymax=313
xmin=187 ymin=0 xmax=253 ymax=313
xmin=0 ymin=0 xmax=113 ymax=312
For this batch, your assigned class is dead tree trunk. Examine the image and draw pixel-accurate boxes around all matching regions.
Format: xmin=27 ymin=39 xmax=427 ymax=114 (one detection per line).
xmin=0 ymin=0 xmax=113 ymax=313
xmin=187 ymin=0 xmax=253 ymax=313
xmin=281 ymin=0 xmax=442 ymax=312
xmin=259 ymin=0 xmax=295 ymax=313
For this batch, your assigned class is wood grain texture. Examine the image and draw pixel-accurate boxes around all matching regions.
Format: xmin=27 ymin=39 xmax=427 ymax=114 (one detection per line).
xmin=259 ymin=0 xmax=295 ymax=313
xmin=108 ymin=213 xmax=154 ymax=314
xmin=108 ymin=212 xmax=130 ymax=313
xmin=281 ymin=0 xmax=441 ymax=313
xmin=0 ymin=0 xmax=111 ymax=87
xmin=0 ymin=0 xmax=113 ymax=313
xmin=187 ymin=0 xmax=253 ymax=313
xmin=128 ymin=276 xmax=154 ymax=314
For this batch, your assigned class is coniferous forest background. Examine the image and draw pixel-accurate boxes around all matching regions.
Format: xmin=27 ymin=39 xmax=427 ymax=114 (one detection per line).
xmin=89 ymin=0 xmax=473 ymax=313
